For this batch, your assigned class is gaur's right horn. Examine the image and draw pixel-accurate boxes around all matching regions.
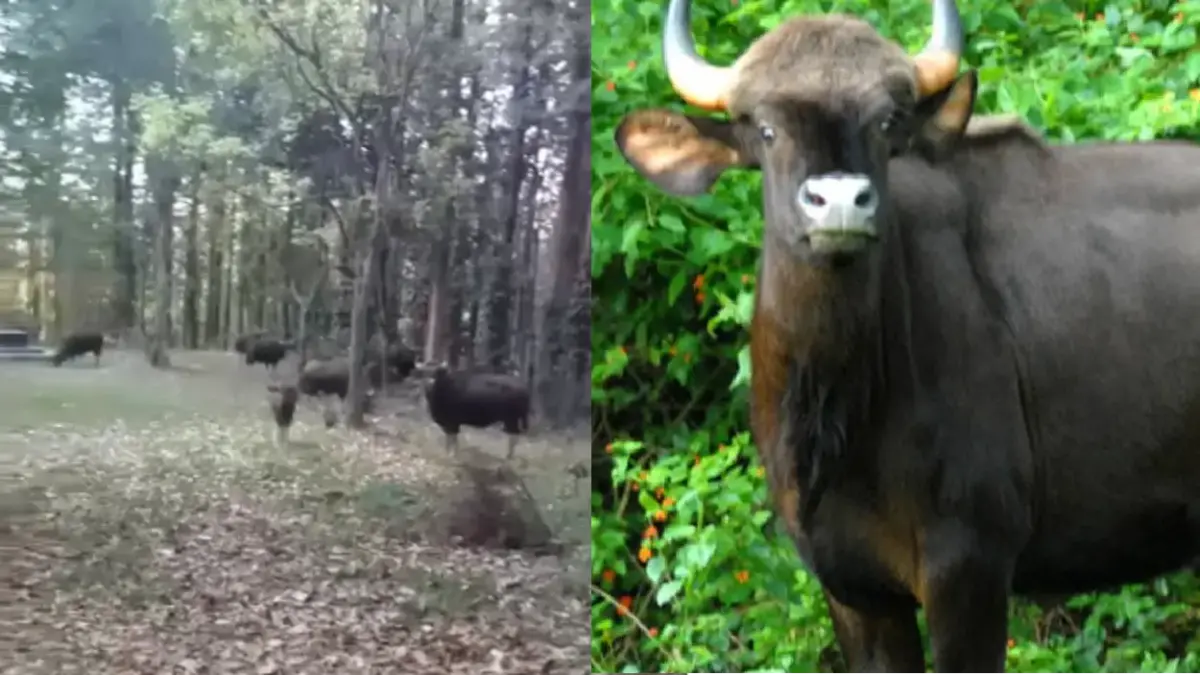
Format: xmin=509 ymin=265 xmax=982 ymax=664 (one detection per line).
xmin=662 ymin=0 xmax=738 ymax=111
xmin=912 ymin=0 xmax=963 ymax=97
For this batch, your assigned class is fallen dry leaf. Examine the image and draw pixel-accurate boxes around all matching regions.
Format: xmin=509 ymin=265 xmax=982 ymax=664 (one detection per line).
xmin=0 ymin=351 xmax=589 ymax=674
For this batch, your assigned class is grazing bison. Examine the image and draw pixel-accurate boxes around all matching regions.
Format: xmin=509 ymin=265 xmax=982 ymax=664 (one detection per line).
xmin=424 ymin=364 xmax=530 ymax=459
xmin=244 ymin=338 xmax=293 ymax=370
xmin=233 ymin=331 xmax=266 ymax=354
xmin=266 ymin=383 xmax=299 ymax=447
xmin=51 ymin=331 xmax=104 ymax=367
xmin=614 ymin=0 xmax=1200 ymax=670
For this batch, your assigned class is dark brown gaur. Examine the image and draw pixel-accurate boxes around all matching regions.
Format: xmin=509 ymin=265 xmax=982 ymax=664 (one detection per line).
xmin=614 ymin=0 xmax=1200 ymax=671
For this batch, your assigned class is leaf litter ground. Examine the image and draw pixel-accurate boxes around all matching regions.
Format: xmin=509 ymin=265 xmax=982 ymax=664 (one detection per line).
xmin=0 ymin=351 xmax=589 ymax=674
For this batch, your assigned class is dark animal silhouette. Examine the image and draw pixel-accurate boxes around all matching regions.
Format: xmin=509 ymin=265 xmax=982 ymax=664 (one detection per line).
xmin=51 ymin=331 xmax=104 ymax=367
xmin=365 ymin=342 xmax=418 ymax=386
xmin=298 ymin=357 xmax=352 ymax=399
xmin=298 ymin=357 xmax=378 ymax=427
xmin=244 ymin=339 xmax=293 ymax=370
xmin=234 ymin=331 xmax=266 ymax=354
xmin=266 ymin=383 xmax=299 ymax=447
xmin=424 ymin=364 xmax=530 ymax=459
xmin=614 ymin=0 xmax=1200 ymax=670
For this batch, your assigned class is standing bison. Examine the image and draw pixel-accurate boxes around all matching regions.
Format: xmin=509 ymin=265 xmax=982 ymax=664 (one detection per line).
xmin=51 ymin=331 xmax=104 ymax=367
xmin=614 ymin=0 xmax=1200 ymax=670
xmin=244 ymin=338 xmax=293 ymax=371
xmin=424 ymin=364 xmax=530 ymax=459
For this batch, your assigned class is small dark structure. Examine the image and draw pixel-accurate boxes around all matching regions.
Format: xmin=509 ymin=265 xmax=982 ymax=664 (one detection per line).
xmin=0 ymin=326 xmax=52 ymax=362
xmin=424 ymin=364 xmax=530 ymax=459
xmin=365 ymin=342 xmax=418 ymax=386
xmin=51 ymin=331 xmax=104 ymax=367
xmin=244 ymin=338 xmax=293 ymax=370
xmin=266 ymin=383 xmax=299 ymax=447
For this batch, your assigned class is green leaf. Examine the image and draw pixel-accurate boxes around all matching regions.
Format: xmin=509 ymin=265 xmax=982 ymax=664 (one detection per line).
xmin=646 ymin=555 xmax=666 ymax=583
xmin=655 ymin=580 xmax=683 ymax=605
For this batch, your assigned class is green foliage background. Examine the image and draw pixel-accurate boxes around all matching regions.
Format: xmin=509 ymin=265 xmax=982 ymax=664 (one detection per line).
xmin=590 ymin=0 xmax=1200 ymax=672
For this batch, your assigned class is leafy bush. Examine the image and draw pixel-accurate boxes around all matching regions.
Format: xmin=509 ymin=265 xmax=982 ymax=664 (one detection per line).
xmin=591 ymin=0 xmax=1200 ymax=672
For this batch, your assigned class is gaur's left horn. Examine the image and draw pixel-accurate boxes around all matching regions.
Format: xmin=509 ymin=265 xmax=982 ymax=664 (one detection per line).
xmin=912 ymin=0 xmax=963 ymax=97
xmin=663 ymin=0 xmax=738 ymax=110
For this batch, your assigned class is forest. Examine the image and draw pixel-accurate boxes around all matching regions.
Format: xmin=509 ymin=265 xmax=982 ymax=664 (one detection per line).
xmin=0 ymin=0 xmax=590 ymax=426
xmin=0 ymin=0 xmax=591 ymax=670
xmin=590 ymin=0 xmax=1200 ymax=672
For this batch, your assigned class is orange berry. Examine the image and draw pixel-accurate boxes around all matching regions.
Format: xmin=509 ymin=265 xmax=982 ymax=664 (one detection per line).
xmin=1189 ymin=89 xmax=1200 ymax=102
xmin=693 ymin=454 xmax=701 ymax=466
xmin=630 ymin=482 xmax=639 ymax=492
xmin=643 ymin=524 xmax=659 ymax=538
xmin=605 ymin=81 xmax=615 ymax=92
xmin=735 ymin=569 xmax=750 ymax=583
xmin=627 ymin=59 xmax=637 ymax=70
xmin=638 ymin=546 xmax=652 ymax=563
xmin=741 ymin=273 xmax=751 ymax=284
xmin=662 ymin=496 xmax=676 ymax=508
xmin=648 ymin=627 xmax=659 ymax=638
xmin=1130 ymin=32 xmax=1140 ymax=42
xmin=695 ymin=291 xmax=705 ymax=303
xmin=602 ymin=569 xmax=616 ymax=583
xmin=617 ymin=595 xmax=633 ymax=615
xmin=653 ymin=509 xmax=668 ymax=522
xmin=693 ymin=274 xmax=705 ymax=290
xmin=655 ymin=487 xmax=665 ymax=499
xmin=605 ymin=442 xmax=614 ymax=454
xmin=1007 ymin=638 xmax=1016 ymax=649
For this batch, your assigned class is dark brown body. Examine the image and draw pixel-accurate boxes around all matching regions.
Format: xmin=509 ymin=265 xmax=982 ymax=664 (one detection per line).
xmin=244 ymin=339 xmax=292 ymax=370
xmin=234 ymin=331 xmax=266 ymax=354
xmin=51 ymin=331 xmax=103 ymax=367
xmin=613 ymin=0 xmax=1200 ymax=669
xmin=426 ymin=367 xmax=530 ymax=458
xmin=365 ymin=343 xmax=417 ymax=385
xmin=298 ymin=357 xmax=353 ymax=399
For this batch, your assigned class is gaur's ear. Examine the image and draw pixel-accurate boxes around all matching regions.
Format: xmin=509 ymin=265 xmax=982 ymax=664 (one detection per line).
xmin=615 ymin=109 xmax=756 ymax=197
xmin=908 ymin=70 xmax=977 ymax=161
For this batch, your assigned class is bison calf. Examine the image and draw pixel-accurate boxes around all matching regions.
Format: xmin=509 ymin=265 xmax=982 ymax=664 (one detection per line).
xmin=245 ymin=339 xmax=292 ymax=371
xmin=51 ymin=331 xmax=104 ymax=367
xmin=267 ymin=383 xmax=299 ymax=447
xmin=424 ymin=365 xmax=530 ymax=459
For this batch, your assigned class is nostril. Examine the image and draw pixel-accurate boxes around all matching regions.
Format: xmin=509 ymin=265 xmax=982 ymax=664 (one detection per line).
xmin=801 ymin=186 xmax=827 ymax=207
xmin=854 ymin=187 xmax=876 ymax=209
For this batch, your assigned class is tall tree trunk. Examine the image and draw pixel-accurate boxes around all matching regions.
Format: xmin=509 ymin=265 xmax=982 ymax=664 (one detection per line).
xmin=486 ymin=21 xmax=535 ymax=371
xmin=147 ymin=158 xmax=180 ymax=367
xmin=537 ymin=28 xmax=590 ymax=426
xmin=110 ymin=80 xmax=138 ymax=331
xmin=182 ymin=169 xmax=202 ymax=348
xmin=204 ymin=189 xmax=226 ymax=346
xmin=422 ymin=0 xmax=470 ymax=366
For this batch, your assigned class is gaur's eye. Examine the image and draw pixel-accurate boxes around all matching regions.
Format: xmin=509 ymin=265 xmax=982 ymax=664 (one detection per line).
xmin=758 ymin=123 xmax=776 ymax=143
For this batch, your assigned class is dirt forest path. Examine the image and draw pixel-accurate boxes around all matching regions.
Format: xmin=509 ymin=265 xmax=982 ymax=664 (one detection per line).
xmin=0 ymin=350 xmax=589 ymax=674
